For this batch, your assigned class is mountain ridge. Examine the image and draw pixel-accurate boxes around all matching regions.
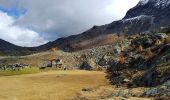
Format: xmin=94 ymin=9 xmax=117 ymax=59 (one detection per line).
xmin=0 ymin=0 xmax=170 ymax=55
xmin=37 ymin=0 xmax=170 ymax=52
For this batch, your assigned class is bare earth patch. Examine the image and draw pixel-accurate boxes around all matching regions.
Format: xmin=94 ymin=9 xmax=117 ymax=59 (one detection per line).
xmin=0 ymin=70 xmax=107 ymax=100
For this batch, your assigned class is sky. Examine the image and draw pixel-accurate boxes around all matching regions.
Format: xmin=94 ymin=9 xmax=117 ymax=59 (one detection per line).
xmin=0 ymin=0 xmax=140 ymax=47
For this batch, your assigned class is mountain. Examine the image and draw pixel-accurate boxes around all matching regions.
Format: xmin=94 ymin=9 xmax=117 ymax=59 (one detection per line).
xmin=0 ymin=0 xmax=170 ymax=55
xmin=0 ymin=39 xmax=37 ymax=56
xmin=123 ymin=0 xmax=170 ymax=33
xmin=37 ymin=0 xmax=170 ymax=52
xmin=0 ymin=39 xmax=23 ymax=55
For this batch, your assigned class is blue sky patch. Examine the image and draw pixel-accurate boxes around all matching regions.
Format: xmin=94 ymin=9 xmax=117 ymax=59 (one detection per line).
xmin=0 ymin=7 xmax=27 ymax=19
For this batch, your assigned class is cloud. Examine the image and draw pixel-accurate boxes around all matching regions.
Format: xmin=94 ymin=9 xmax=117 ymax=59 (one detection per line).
xmin=0 ymin=11 xmax=47 ymax=47
xmin=16 ymin=0 xmax=140 ymax=40
xmin=0 ymin=0 xmax=140 ymax=46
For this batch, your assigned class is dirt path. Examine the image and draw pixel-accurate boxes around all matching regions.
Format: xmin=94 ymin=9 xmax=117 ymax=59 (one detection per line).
xmin=0 ymin=70 xmax=106 ymax=100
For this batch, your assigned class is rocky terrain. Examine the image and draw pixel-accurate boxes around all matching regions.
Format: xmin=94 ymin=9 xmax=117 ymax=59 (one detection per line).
xmin=72 ymin=32 xmax=170 ymax=100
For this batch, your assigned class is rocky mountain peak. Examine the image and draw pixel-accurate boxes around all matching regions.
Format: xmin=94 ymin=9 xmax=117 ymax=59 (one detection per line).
xmin=138 ymin=0 xmax=170 ymax=7
xmin=124 ymin=0 xmax=170 ymax=19
xmin=138 ymin=0 xmax=149 ymax=5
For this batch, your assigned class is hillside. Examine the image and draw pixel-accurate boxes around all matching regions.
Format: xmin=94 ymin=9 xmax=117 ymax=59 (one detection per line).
xmin=1 ymin=31 xmax=170 ymax=99
xmin=0 ymin=39 xmax=36 ymax=56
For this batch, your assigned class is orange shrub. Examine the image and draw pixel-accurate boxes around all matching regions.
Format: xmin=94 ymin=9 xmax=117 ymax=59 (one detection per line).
xmin=155 ymin=40 xmax=161 ymax=46
xmin=164 ymin=34 xmax=170 ymax=43
xmin=139 ymin=45 xmax=144 ymax=52
xmin=50 ymin=48 xmax=57 ymax=60
xmin=119 ymin=32 xmax=125 ymax=41
xmin=146 ymin=48 xmax=153 ymax=59
xmin=119 ymin=56 xmax=125 ymax=64
xmin=158 ymin=48 xmax=161 ymax=54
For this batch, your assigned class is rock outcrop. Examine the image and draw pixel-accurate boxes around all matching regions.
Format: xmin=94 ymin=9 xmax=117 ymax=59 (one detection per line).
xmin=106 ymin=32 xmax=170 ymax=87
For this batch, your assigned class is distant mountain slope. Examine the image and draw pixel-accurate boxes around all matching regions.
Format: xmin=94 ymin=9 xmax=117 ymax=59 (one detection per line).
xmin=37 ymin=0 xmax=170 ymax=52
xmin=0 ymin=39 xmax=22 ymax=55
xmin=0 ymin=0 xmax=170 ymax=55
xmin=0 ymin=39 xmax=36 ymax=56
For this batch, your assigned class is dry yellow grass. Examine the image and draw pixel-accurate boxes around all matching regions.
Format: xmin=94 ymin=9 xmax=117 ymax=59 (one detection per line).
xmin=71 ymin=34 xmax=117 ymax=50
xmin=0 ymin=70 xmax=107 ymax=100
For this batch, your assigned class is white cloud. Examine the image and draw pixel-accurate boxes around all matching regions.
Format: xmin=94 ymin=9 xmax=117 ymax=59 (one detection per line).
xmin=0 ymin=11 xmax=47 ymax=47
xmin=0 ymin=0 xmax=140 ymax=44
xmin=15 ymin=0 xmax=140 ymax=40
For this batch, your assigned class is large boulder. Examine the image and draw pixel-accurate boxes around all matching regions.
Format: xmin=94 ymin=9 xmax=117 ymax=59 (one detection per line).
xmin=38 ymin=61 xmax=51 ymax=69
xmin=79 ymin=61 xmax=92 ymax=70
xmin=143 ymin=80 xmax=170 ymax=98
xmin=133 ymin=65 xmax=170 ymax=87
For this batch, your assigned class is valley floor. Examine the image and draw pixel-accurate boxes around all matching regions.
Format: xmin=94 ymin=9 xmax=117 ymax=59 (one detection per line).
xmin=0 ymin=70 xmax=106 ymax=100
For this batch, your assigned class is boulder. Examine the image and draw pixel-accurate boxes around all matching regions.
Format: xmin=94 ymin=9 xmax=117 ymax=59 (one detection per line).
xmin=155 ymin=33 xmax=168 ymax=39
xmin=98 ymin=54 xmax=113 ymax=66
xmin=38 ymin=61 xmax=51 ymax=68
xmin=143 ymin=80 xmax=170 ymax=98
xmin=109 ymin=89 xmax=131 ymax=98
xmin=79 ymin=61 xmax=92 ymax=70
xmin=131 ymin=35 xmax=154 ymax=48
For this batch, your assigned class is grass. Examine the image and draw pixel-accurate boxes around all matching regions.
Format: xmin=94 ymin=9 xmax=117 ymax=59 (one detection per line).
xmin=0 ymin=67 xmax=40 ymax=76
xmin=0 ymin=70 xmax=107 ymax=100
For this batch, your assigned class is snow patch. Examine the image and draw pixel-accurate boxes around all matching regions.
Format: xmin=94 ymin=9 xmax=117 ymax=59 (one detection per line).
xmin=122 ymin=15 xmax=154 ymax=25
xmin=123 ymin=15 xmax=148 ymax=22
xmin=154 ymin=0 xmax=170 ymax=8
xmin=139 ymin=0 xmax=149 ymax=5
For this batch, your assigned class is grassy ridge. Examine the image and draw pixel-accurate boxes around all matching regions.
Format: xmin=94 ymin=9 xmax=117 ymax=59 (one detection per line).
xmin=0 ymin=67 xmax=40 ymax=76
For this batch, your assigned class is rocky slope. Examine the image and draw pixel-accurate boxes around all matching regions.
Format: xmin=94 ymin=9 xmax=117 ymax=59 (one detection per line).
xmin=72 ymin=32 xmax=170 ymax=100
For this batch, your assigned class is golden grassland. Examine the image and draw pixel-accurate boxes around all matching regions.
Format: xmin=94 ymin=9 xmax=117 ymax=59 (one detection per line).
xmin=0 ymin=70 xmax=107 ymax=100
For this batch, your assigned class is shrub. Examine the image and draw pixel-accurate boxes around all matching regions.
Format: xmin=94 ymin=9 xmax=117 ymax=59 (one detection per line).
xmin=164 ymin=35 xmax=170 ymax=43
xmin=139 ymin=45 xmax=144 ymax=52
xmin=119 ymin=56 xmax=125 ymax=64
xmin=155 ymin=40 xmax=161 ymax=46
xmin=119 ymin=32 xmax=125 ymax=41
xmin=145 ymin=48 xmax=153 ymax=59
xmin=50 ymin=48 xmax=57 ymax=60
